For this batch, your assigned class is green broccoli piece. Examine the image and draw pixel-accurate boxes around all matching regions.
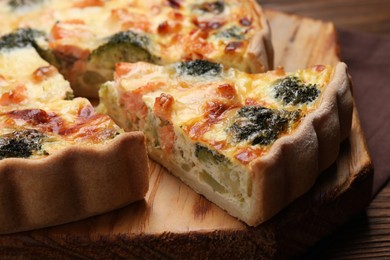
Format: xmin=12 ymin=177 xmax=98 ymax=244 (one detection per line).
xmin=273 ymin=76 xmax=320 ymax=105
xmin=8 ymin=0 xmax=43 ymax=9
xmin=195 ymin=143 xmax=232 ymax=178
xmin=176 ymin=60 xmax=222 ymax=77
xmin=228 ymin=106 xmax=301 ymax=146
xmin=0 ymin=28 xmax=58 ymax=66
xmin=195 ymin=143 xmax=229 ymax=164
xmin=84 ymin=30 xmax=157 ymax=85
xmin=0 ymin=28 xmax=44 ymax=50
xmin=85 ymin=31 xmax=156 ymax=82
xmin=216 ymin=26 xmax=245 ymax=40
xmin=0 ymin=129 xmax=45 ymax=159
xmin=89 ymin=30 xmax=156 ymax=69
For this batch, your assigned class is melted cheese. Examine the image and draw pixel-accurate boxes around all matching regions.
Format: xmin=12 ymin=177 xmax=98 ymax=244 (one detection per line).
xmin=100 ymin=62 xmax=334 ymax=166
xmin=99 ymin=61 xmax=335 ymax=214
xmin=0 ymin=0 xmax=264 ymax=70
xmin=0 ymin=47 xmax=72 ymax=106
xmin=0 ymin=47 xmax=122 ymax=159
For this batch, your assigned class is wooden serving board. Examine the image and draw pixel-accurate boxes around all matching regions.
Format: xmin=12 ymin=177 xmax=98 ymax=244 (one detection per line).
xmin=0 ymin=10 xmax=373 ymax=259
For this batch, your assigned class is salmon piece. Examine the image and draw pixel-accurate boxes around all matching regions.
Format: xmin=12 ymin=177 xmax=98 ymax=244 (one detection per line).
xmin=0 ymin=86 xmax=26 ymax=106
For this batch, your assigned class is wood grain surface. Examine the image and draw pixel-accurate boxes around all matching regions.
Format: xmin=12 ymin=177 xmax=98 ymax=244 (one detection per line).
xmin=261 ymin=0 xmax=390 ymax=36
xmin=260 ymin=0 xmax=390 ymax=259
xmin=0 ymin=10 xmax=375 ymax=259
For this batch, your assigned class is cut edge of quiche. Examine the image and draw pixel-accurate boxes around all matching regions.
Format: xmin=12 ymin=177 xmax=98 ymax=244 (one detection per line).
xmin=99 ymin=61 xmax=353 ymax=226
xmin=0 ymin=44 xmax=149 ymax=234
xmin=0 ymin=0 xmax=274 ymax=98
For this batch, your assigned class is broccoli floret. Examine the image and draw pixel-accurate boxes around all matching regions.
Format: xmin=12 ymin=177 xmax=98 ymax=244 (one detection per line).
xmin=176 ymin=60 xmax=222 ymax=77
xmin=64 ymin=91 xmax=74 ymax=100
xmin=0 ymin=28 xmax=45 ymax=50
xmin=228 ymin=106 xmax=301 ymax=146
xmin=8 ymin=0 xmax=43 ymax=9
xmin=216 ymin=26 xmax=245 ymax=40
xmin=195 ymin=143 xmax=229 ymax=164
xmin=195 ymin=143 xmax=233 ymax=178
xmin=0 ymin=28 xmax=58 ymax=66
xmin=273 ymin=76 xmax=320 ymax=105
xmin=193 ymin=1 xmax=225 ymax=14
xmin=85 ymin=30 xmax=157 ymax=85
xmin=89 ymin=30 xmax=156 ymax=66
xmin=0 ymin=129 xmax=45 ymax=159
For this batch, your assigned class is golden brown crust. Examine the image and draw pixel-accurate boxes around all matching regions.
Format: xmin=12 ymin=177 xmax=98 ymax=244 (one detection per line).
xmin=0 ymin=132 xmax=149 ymax=234
xmin=246 ymin=62 xmax=353 ymax=225
xmin=246 ymin=0 xmax=274 ymax=72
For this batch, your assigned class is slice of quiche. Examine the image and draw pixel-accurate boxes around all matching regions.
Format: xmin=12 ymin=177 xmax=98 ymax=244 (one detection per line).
xmin=99 ymin=60 xmax=353 ymax=226
xmin=0 ymin=35 xmax=149 ymax=234
xmin=0 ymin=0 xmax=272 ymax=97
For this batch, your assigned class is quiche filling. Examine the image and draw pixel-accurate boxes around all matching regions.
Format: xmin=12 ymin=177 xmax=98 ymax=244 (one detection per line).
xmin=0 ymin=44 xmax=122 ymax=159
xmin=0 ymin=0 xmax=352 ymax=227
xmin=0 ymin=0 xmax=270 ymax=97
xmin=99 ymin=60 xmax=334 ymax=217
xmin=0 ymin=22 xmax=151 ymax=235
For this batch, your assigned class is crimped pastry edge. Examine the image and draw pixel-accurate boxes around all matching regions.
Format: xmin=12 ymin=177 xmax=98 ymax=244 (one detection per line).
xmin=144 ymin=63 xmax=352 ymax=227
xmin=245 ymin=62 xmax=353 ymax=226
xmin=0 ymin=131 xmax=149 ymax=234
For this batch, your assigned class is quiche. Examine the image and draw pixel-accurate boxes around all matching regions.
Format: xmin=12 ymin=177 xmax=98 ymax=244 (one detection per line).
xmin=0 ymin=0 xmax=273 ymax=97
xmin=98 ymin=60 xmax=353 ymax=225
xmin=0 ymin=33 xmax=149 ymax=234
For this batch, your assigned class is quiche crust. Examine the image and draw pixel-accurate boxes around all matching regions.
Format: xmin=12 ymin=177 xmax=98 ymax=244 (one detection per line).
xmin=245 ymin=62 xmax=353 ymax=225
xmin=158 ymin=63 xmax=352 ymax=226
xmin=0 ymin=132 xmax=149 ymax=234
xmin=100 ymin=61 xmax=352 ymax=226
xmin=0 ymin=45 xmax=150 ymax=234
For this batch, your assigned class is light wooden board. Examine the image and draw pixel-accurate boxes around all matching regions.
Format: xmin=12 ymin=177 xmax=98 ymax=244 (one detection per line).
xmin=0 ymin=10 xmax=373 ymax=259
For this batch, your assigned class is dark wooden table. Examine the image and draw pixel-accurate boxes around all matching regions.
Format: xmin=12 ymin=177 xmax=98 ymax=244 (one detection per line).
xmin=260 ymin=0 xmax=390 ymax=258
xmin=261 ymin=0 xmax=390 ymax=36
